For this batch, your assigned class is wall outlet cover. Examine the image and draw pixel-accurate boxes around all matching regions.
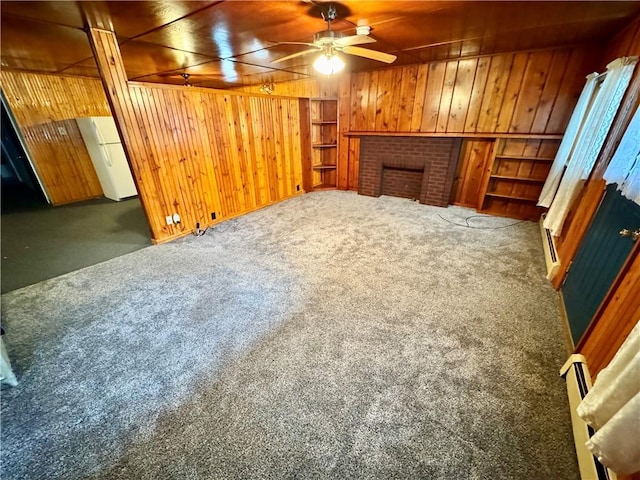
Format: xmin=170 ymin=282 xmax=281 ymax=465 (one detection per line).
xmin=165 ymin=215 xmax=173 ymax=225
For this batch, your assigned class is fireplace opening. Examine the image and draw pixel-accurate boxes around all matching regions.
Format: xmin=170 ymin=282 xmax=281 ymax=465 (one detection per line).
xmin=381 ymin=167 xmax=424 ymax=200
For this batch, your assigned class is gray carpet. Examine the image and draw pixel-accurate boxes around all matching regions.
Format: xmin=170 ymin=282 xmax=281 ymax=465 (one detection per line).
xmin=1 ymin=196 xmax=151 ymax=293
xmin=0 ymin=191 xmax=578 ymax=479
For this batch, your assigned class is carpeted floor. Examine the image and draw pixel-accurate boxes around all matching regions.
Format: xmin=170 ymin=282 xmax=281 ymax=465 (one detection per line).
xmin=1 ymin=195 xmax=150 ymax=293
xmin=0 ymin=191 xmax=578 ymax=479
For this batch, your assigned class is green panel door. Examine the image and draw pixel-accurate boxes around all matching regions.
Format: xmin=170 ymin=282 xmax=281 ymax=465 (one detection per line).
xmin=562 ymin=183 xmax=640 ymax=344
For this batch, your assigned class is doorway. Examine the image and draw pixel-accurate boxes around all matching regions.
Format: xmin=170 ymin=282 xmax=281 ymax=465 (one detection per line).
xmin=1 ymin=93 xmax=48 ymax=213
xmin=1 ymin=92 xmax=151 ymax=293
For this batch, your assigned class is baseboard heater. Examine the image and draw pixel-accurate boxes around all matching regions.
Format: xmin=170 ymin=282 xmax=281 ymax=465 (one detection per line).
xmin=540 ymin=213 xmax=560 ymax=280
xmin=560 ymin=355 xmax=617 ymax=480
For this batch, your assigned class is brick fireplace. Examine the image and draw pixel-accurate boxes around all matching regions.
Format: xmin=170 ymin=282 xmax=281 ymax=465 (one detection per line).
xmin=358 ymin=136 xmax=461 ymax=207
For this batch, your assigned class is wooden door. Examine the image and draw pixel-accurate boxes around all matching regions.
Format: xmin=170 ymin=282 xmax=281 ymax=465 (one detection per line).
xmin=562 ymin=183 xmax=640 ymax=344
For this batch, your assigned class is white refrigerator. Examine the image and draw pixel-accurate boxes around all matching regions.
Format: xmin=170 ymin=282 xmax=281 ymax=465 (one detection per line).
xmin=76 ymin=116 xmax=138 ymax=201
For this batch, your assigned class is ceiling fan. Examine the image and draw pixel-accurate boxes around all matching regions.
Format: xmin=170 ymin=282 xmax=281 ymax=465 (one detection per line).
xmin=271 ymin=4 xmax=397 ymax=74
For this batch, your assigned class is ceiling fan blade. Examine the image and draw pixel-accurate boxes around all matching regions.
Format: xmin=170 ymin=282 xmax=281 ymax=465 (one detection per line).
xmin=271 ymin=47 xmax=321 ymax=64
xmin=335 ymin=35 xmax=376 ymax=47
xmin=341 ymin=46 xmax=397 ymax=63
xmin=270 ymin=41 xmax=317 ymax=47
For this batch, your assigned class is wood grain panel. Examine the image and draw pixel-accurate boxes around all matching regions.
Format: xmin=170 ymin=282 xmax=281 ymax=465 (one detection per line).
xmin=337 ymin=74 xmax=351 ymax=190
xmin=89 ymin=28 xmax=304 ymax=243
xmin=350 ymin=46 xmax=596 ymax=136
xmin=553 ymin=18 xmax=640 ymax=287
xmin=464 ymin=56 xmax=491 ymax=132
xmin=127 ymin=83 xmax=306 ymax=242
xmin=446 ymin=58 xmax=477 ymax=132
xmin=0 ymin=71 xmax=108 ymax=204
xmin=420 ymin=61 xmax=447 ymax=132
xmin=231 ymin=77 xmax=338 ymax=98
xmin=451 ymin=139 xmax=493 ymax=207
xmin=476 ymin=53 xmax=514 ymax=133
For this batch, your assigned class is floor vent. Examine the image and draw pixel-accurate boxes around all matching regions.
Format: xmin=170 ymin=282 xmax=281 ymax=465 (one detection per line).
xmin=560 ymin=355 xmax=617 ymax=480
xmin=539 ymin=213 xmax=560 ymax=280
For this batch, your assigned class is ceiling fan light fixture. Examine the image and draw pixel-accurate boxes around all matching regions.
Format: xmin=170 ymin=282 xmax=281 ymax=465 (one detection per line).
xmin=313 ymin=52 xmax=345 ymax=76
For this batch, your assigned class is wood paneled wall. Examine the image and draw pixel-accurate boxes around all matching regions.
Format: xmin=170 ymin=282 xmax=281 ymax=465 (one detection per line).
xmin=565 ymin=17 xmax=640 ymax=378
xmin=554 ymin=18 xmax=640 ymax=287
xmin=128 ymin=83 xmax=304 ymax=240
xmin=89 ymin=28 xmax=304 ymax=243
xmin=347 ymin=47 xmax=595 ymax=135
xmin=0 ymin=71 xmax=109 ymax=204
xmin=451 ymin=139 xmax=494 ymax=207
xmin=232 ymin=77 xmax=338 ymax=98
xmin=338 ymin=45 xmax=598 ymax=191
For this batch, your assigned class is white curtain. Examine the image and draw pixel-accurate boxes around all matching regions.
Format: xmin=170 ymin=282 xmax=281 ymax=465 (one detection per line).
xmin=603 ymin=105 xmax=640 ymax=204
xmin=538 ymin=73 xmax=599 ymax=207
xmin=543 ymin=57 xmax=638 ymax=237
xmin=0 ymin=336 xmax=18 ymax=387
xmin=577 ymin=320 xmax=640 ymax=475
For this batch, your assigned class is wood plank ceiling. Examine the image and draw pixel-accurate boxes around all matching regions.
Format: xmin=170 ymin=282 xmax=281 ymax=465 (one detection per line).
xmin=1 ymin=1 xmax=639 ymax=89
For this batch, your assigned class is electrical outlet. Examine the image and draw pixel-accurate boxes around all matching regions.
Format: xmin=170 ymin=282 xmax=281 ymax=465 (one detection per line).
xmin=172 ymin=213 xmax=181 ymax=224
xmin=211 ymin=212 xmax=216 ymax=220
xmin=296 ymin=184 xmax=300 ymax=191
xmin=165 ymin=215 xmax=173 ymax=225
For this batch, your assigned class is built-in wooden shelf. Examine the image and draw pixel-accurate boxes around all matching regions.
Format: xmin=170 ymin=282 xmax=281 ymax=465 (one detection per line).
xmin=346 ymin=131 xmax=564 ymax=140
xmin=490 ymin=175 xmax=546 ymax=182
xmin=313 ymin=165 xmax=337 ymax=170
xmin=475 ymin=137 xmax=560 ymax=221
xmin=305 ymin=98 xmax=339 ymax=191
xmin=494 ymin=154 xmax=555 ymax=161
xmin=485 ymin=192 xmax=539 ymax=202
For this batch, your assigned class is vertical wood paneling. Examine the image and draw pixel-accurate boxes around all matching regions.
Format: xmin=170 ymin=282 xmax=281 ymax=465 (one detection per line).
xmin=337 ymin=74 xmax=351 ymax=190
xmin=480 ymin=54 xmax=516 ymax=132
xmin=410 ymin=64 xmax=429 ymax=132
xmin=127 ymin=83 xmax=306 ymax=242
xmin=447 ymin=58 xmax=477 ymax=132
xmin=545 ymin=48 xmax=594 ymax=134
xmin=436 ymin=61 xmax=459 ymax=132
xmin=530 ymin=49 xmax=572 ymax=133
xmin=349 ymin=46 xmax=596 ymax=136
xmin=89 ymin=28 xmax=304 ymax=243
xmin=464 ymin=56 xmax=491 ymax=132
xmin=451 ymin=139 xmax=493 ymax=207
xmin=420 ymin=62 xmax=447 ymax=132
xmin=0 ymin=71 xmax=108 ymax=204
xmin=496 ymin=52 xmax=530 ymax=132
xmin=341 ymin=45 xmax=596 ymax=199
xmin=231 ymin=77 xmax=338 ymax=98
xmin=348 ymin=137 xmax=360 ymax=190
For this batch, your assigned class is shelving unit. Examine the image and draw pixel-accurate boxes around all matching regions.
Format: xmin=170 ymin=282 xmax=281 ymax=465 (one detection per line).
xmin=310 ymin=98 xmax=338 ymax=189
xmin=477 ymin=137 xmax=560 ymax=220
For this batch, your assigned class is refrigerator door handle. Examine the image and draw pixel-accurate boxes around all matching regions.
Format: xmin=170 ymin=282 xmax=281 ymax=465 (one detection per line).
xmin=92 ymin=120 xmax=107 ymax=147
xmin=100 ymin=144 xmax=113 ymax=167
